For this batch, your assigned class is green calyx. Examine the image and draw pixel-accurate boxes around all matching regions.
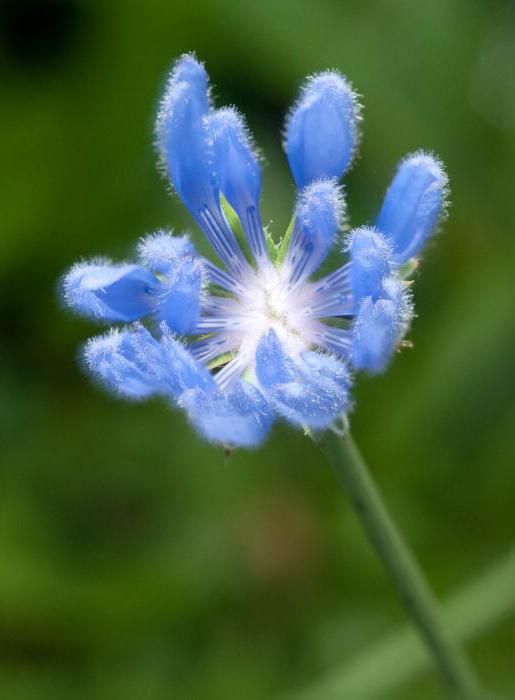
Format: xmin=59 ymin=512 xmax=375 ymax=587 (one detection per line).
xmin=220 ymin=193 xmax=294 ymax=270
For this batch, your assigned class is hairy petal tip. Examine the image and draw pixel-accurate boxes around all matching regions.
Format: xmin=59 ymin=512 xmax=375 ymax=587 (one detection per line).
xmin=63 ymin=260 xmax=158 ymax=323
xmin=377 ymin=151 xmax=449 ymax=264
xmin=285 ymin=70 xmax=361 ymax=188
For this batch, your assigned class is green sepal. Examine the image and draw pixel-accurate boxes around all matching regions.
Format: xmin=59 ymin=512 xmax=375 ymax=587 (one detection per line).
xmin=207 ymin=351 xmax=235 ymax=370
xmin=263 ymin=224 xmax=280 ymax=263
xmin=220 ymin=194 xmax=251 ymax=260
xmin=207 ymin=287 xmax=234 ymax=299
xmin=241 ymin=366 xmax=255 ymax=383
xmin=397 ymin=257 xmax=419 ymax=280
xmin=273 ymin=215 xmax=296 ymax=267
xmin=303 ymin=426 xmax=315 ymax=440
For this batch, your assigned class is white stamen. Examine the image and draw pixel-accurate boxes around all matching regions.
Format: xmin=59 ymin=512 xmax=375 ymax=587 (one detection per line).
xmin=197 ymin=262 xmax=350 ymax=387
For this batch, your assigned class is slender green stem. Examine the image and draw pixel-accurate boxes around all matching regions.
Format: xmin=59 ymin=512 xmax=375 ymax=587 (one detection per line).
xmin=315 ymin=429 xmax=484 ymax=700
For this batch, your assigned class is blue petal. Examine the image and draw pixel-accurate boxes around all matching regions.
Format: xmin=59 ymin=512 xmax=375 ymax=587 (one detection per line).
xmin=63 ymin=261 xmax=159 ymax=322
xmin=155 ymin=54 xmax=216 ymax=215
xmin=156 ymin=257 xmax=203 ymax=335
xmin=286 ymin=178 xmax=344 ymax=284
xmin=182 ymin=381 xmax=274 ymax=448
xmin=254 ymin=328 xmax=297 ymax=387
xmin=205 ymin=107 xmax=268 ymax=265
xmin=255 ymin=330 xmax=351 ymax=429
xmin=84 ymin=323 xmax=214 ymax=401
xmin=376 ymin=151 xmax=448 ymax=264
xmin=285 ymin=71 xmax=360 ymax=189
xmin=159 ymin=324 xmax=215 ymax=395
xmin=137 ymin=230 xmax=197 ymax=274
xmin=156 ymin=56 xmax=248 ymax=277
xmin=349 ymin=227 xmax=393 ymax=303
xmin=351 ymin=279 xmax=413 ymax=373
xmin=84 ymin=325 xmax=166 ymax=399
xmin=205 ymin=108 xmax=260 ymax=215
xmin=301 ymin=350 xmax=350 ymax=387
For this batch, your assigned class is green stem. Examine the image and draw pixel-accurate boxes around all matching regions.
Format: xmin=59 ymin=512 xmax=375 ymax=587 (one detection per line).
xmin=315 ymin=429 xmax=484 ymax=700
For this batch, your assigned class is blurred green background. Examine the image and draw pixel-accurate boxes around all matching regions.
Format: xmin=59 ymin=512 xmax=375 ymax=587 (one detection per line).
xmin=1 ymin=1 xmax=514 ymax=698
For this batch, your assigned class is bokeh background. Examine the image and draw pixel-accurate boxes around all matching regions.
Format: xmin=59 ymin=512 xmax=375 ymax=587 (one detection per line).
xmin=1 ymin=1 xmax=514 ymax=698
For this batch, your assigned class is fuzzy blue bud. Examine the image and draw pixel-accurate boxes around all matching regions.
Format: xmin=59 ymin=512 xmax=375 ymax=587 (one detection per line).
xmin=285 ymin=71 xmax=360 ymax=189
xmin=287 ymin=178 xmax=344 ymax=283
xmin=155 ymin=257 xmax=203 ymax=334
xmin=205 ymin=107 xmax=269 ymax=264
xmin=84 ymin=324 xmax=214 ymax=401
xmin=63 ymin=261 xmax=158 ymax=322
xmin=351 ymin=279 xmax=413 ymax=373
xmin=137 ymin=230 xmax=197 ymax=274
xmin=376 ymin=151 xmax=448 ymax=264
xmin=84 ymin=325 xmax=165 ymax=399
xmin=254 ymin=328 xmax=297 ymax=387
xmin=349 ymin=227 xmax=393 ymax=303
xmin=182 ymin=381 xmax=273 ymax=448
xmin=155 ymin=54 xmax=217 ymax=215
xmin=255 ymin=330 xmax=351 ymax=429
xmin=206 ymin=107 xmax=261 ymax=217
xmin=159 ymin=324 xmax=215 ymax=395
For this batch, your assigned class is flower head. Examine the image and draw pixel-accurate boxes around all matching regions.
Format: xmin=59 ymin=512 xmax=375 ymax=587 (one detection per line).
xmin=62 ymin=54 xmax=448 ymax=448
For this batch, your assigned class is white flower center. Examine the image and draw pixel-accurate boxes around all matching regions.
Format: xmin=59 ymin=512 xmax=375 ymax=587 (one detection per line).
xmin=235 ymin=266 xmax=317 ymax=360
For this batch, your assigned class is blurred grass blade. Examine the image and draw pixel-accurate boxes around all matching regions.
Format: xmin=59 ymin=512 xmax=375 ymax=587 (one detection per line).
xmin=280 ymin=548 xmax=515 ymax=700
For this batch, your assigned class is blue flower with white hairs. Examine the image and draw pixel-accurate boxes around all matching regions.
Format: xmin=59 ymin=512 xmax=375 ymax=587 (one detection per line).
xmin=61 ymin=53 xmax=448 ymax=448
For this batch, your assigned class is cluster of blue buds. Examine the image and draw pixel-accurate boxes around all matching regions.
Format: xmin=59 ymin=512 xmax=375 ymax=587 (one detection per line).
xmin=62 ymin=54 xmax=448 ymax=449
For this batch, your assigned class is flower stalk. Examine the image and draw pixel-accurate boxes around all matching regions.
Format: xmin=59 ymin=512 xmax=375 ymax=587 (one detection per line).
xmin=315 ymin=428 xmax=484 ymax=699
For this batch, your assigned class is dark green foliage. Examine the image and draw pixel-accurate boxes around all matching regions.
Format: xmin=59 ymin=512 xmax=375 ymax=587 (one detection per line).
xmin=0 ymin=1 xmax=514 ymax=697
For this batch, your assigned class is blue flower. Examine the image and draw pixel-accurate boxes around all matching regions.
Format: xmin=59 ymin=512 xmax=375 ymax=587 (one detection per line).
xmin=62 ymin=53 xmax=448 ymax=448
